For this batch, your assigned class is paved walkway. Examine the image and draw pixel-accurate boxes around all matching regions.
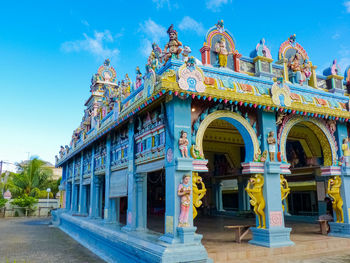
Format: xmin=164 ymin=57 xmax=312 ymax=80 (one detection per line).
xmin=0 ymin=217 xmax=103 ymax=263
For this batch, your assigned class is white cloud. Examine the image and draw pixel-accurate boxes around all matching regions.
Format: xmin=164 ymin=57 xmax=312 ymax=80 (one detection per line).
xmin=61 ymin=30 xmax=119 ymax=60
xmin=332 ymin=33 xmax=340 ymax=40
xmin=206 ymin=0 xmax=230 ymax=10
xmin=178 ymin=16 xmax=205 ymax=35
xmin=344 ymin=1 xmax=350 ymax=13
xmin=138 ymin=19 xmax=167 ymax=57
xmin=152 ymin=0 xmax=170 ymax=9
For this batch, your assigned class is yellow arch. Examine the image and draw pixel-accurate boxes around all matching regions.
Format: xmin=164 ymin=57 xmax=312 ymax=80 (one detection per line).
xmin=195 ymin=110 xmax=260 ymax=162
xmin=279 ymin=116 xmax=337 ymax=166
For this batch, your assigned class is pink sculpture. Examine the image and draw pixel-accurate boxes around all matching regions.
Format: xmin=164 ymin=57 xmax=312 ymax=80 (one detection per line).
xmin=178 ymin=174 xmax=191 ymax=227
xmin=179 ymin=130 xmax=189 ymax=158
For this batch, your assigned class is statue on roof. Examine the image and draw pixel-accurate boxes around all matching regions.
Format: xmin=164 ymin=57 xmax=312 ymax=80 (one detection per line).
xmin=214 ymin=37 xmax=231 ymax=68
xmin=331 ymin=59 xmax=341 ymax=76
xmin=256 ymin=38 xmax=272 ymax=59
xmin=216 ymin=20 xmax=224 ymax=33
xmin=163 ymin=24 xmax=182 ymax=63
xmin=288 ymin=34 xmax=296 ymax=47
xmin=287 ymin=52 xmax=310 ymax=85
xmin=135 ymin=66 xmax=142 ymax=89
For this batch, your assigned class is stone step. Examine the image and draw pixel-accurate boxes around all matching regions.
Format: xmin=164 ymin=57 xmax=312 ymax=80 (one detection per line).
xmin=207 ymin=235 xmax=350 ymax=263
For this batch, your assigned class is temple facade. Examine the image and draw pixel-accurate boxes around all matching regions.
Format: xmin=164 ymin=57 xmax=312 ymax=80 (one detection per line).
xmin=53 ymin=21 xmax=350 ymax=262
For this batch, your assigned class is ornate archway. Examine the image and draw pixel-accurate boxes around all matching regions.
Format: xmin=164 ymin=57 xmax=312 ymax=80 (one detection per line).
xmin=195 ymin=110 xmax=260 ymax=162
xmin=278 ymin=116 xmax=337 ymax=166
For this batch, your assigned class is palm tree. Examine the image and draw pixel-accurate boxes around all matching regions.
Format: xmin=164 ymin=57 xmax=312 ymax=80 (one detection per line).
xmin=7 ymin=158 xmax=53 ymax=198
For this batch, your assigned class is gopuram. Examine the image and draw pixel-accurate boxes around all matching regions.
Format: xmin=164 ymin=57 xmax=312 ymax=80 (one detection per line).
xmin=53 ymin=21 xmax=350 ymax=262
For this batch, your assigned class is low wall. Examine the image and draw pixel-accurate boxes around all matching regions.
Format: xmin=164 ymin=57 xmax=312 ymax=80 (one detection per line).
xmin=2 ymin=199 xmax=60 ymax=217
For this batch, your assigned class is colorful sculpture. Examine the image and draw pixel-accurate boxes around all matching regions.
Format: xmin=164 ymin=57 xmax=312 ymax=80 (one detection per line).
xmin=327 ymin=176 xmax=344 ymax=223
xmin=280 ymin=175 xmax=290 ymax=212
xmin=135 ymin=66 xmax=142 ymax=89
xmin=256 ymin=38 xmax=272 ymax=59
xmin=331 ymin=59 xmax=340 ymax=76
xmin=179 ymin=130 xmax=189 ymax=158
xmin=342 ymin=137 xmax=350 ymax=166
xmin=245 ymin=174 xmax=266 ymax=229
xmin=163 ymin=24 xmax=182 ymax=63
xmin=178 ymin=174 xmax=192 ymax=227
xmin=267 ymin=131 xmax=276 ymax=162
xmin=287 ymin=52 xmax=311 ymax=85
xmin=192 ymin=172 xmax=207 ymax=219
xmin=271 ymin=77 xmax=292 ymax=107
xmin=214 ymin=37 xmax=231 ymax=68
xmin=190 ymin=145 xmax=204 ymax=159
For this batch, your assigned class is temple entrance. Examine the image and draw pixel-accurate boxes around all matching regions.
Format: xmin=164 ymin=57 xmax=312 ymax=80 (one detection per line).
xmin=119 ymin=196 xmax=127 ymax=225
xmin=284 ymin=122 xmax=327 ymax=220
xmin=147 ymin=169 xmax=165 ymax=233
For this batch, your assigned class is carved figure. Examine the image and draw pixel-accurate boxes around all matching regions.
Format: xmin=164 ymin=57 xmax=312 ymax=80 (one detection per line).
xmin=302 ymin=59 xmax=312 ymax=82
xmin=179 ymin=130 xmax=189 ymax=158
xmin=267 ymin=131 xmax=276 ymax=162
xmin=280 ymin=175 xmax=290 ymax=211
xmin=182 ymin=45 xmax=191 ymax=62
xmin=55 ymin=155 xmax=59 ymax=163
xmin=327 ymin=176 xmax=344 ymax=223
xmin=214 ymin=37 xmax=231 ymax=68
xmin=192 ymin=172 xmax=207 ymax=219
xmin=342 ymin=138 xmax=350 ymax=166
xmin=245 ymin=174 xmax=266 ymax=228
xmin=190 ymin=145 xmax=204 ymax=159
xmin=216 ymin=19 xmax=224 ymax=32
xmin=276 ymin=112 xmax=287 ymax=125
xmin=254 ymin=149 xmax=267 ymax=162
xmin=135 ymin=66 xmax=142 ymax=89
xmin=59 ymin=146 xmax=65 ymax=158
xmin=178 ymin=174 xmax=192 ymax=227
xmin=163 ymin=24 xmax=182 ymax=63
xmin=331 ymin=59 xmax=340 ymax=75
xmin=256 ymin=38 xmax=272 ymax=59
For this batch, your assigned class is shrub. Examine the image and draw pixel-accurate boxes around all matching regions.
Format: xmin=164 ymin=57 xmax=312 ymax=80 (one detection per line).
xmin=11 ymin=195 xmax=38 ymax=216
xmin=0 ymin=198 xmax=7 ymax=208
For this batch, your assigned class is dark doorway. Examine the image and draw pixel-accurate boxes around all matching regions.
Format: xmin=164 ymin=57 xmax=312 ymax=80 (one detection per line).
xmin=147 ymin=169 xmax=165 ymax=233
xmin=119 ymin=196 xmax=127 ymax=225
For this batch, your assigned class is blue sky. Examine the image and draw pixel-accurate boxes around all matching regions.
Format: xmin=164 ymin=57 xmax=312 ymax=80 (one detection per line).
xmin=0 ymin=0 xmax=350 ymax=168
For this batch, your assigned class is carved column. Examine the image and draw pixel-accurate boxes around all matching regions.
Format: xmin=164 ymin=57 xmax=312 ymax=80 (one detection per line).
xmin=78 ymin=152 xmax=84 ymax=214
xmin=104 ymin=134 xmax=112 ymax=221
xmin=136 ymin=173 xmax=147 ymax=230
xmin=89 ymin=146 xmax=96 ymax=217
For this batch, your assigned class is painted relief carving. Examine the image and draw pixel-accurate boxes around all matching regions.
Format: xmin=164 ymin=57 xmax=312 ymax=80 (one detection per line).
xmin=327 ymin=176 xmax=344 ymax=223
xmin=179 ymin=130 xmax=189 ymax=158
xmin=192 ymin=172 xmax=207 ymax=219
xmin=271 ymin=77 xmax=292 ymax=107
xmin=256 ymin=38 xmax=272 ymax=59
xmin=178 ymin=174 xmax=192 ymax=227
xmin=245 ymin=174 xmax=266 ymax=229
xmin=342 ymin=137 xmax=350 ymax=166
xmin=280 ymin=175 xmax=290 ymax=211
xmin=178 ymin=62 xmax=205 ymax=93
xmin=267 ymin=131 xmax=276 ymax=162
xmin=214 ymin=37 xmax=231 ymax=68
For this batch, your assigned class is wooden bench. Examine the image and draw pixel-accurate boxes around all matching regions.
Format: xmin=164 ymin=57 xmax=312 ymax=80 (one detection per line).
xmin=318 ymin=220 xmax=329 ymax=235
xmin=224 ymin=225 xmax=253 ymax=243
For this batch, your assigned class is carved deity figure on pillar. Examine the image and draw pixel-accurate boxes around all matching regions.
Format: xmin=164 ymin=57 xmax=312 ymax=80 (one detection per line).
xmin=178 ymin=174 xmax=192 ymax=227
xmin=135 ymin=66 xmax=142 ymax=89
xmin=179 ymin=130 xmax=189 ymax=158
xmin=245 ymin=174 xmax=266 ymax=228
xmin=280 ymin=175 xmax=290 ymax=212
xmin=192 ymin=172 xmax=207 ymax=219
xmin=163 ymin=24 xmax=182 ymax=63
xmin=267 ymin=131 xmax=276 ymax=162
xmin=327 ymin=176 xmax=344 ymax=223
xmin=214 ymin=37 xmax=231 ymax=68
xmin=342 ymin=137 xmax=350 ymax=166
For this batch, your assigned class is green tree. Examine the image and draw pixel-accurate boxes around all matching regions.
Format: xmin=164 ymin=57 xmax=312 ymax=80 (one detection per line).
xmin=7 ymin=158 xmax=53 ymax=198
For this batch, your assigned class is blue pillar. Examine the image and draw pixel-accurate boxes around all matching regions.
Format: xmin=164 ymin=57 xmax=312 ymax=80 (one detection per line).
xmin=71 ymin=158 xmax=76 ymax=212
xmin=136 ymin=173 xmax=147 ymax=230
xmin=79 ymin=152 xmax=84 ymax=214
xmin=329 ymin=122 xmax=350 ymax=237
xmin=123 ymin=119 xmax=137 ymax=231
xmin=89 ymin=147 xmax=96 ymax=217
xmin=159 ymin=96 xmax=196 ymax=244
xmin=109 ymin=198 xmax=119 ymax=224
xmin=238 ymin=176 xmax=249 ymax=211
xmin=64 ymin=163 xmax=70 ymax=210
xmin=104 ymin=134 xmax=112 ymax=221
xmin=249 ymin=110 xmax=293 ymax=247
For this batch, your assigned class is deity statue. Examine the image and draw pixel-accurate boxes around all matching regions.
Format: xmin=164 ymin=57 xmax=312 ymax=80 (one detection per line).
xmin=267 ymin=131 xmax=276 ymax=162
xmin=55 ymin=155 xmax=59 ymax=163
xmin=256 ymin=38 xmax=272 ymax=59
xmin=163 ymin=24 xmax=182 ymax=63
xmin=135 ymin=66 xmax=142 ymax=89
xmin=182 ymin=45 xmax=191 ymax=63
xmin=214 ymin=37 xmax=231 ymax=68
xmin=280 ymin=175 xmax=290 ymax=212
xmin=342 ymin=137 xmax=350 ymax=166
xmin=179 ymin=130 xmax=189 ymax=158
xmin=288 ymin=34 xmax=296 ymax=47
xmin=192 ymin=172 xmax=207 ymax=219
xmin=245 ymin=174 xmax=266 ymax=229
xmin=288 ymin=52 xmax=310 ymax=85
xmin=327 ymin=176 xmax=344 ymax=223
xmin=216 ymin=19 xmax=224 ymax=33
xmin=178 ymin=174 xmax=192 ymax=227
xmin=331 ymin=59 xmax=340 ymax=75
xmin=146 ymin=51 xmax=159 ymax=73
xmin=59 ymin=145 xmax=65 ymax=158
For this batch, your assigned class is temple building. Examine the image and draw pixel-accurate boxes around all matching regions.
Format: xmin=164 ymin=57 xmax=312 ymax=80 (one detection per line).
xmin=53 ymin=21 xmax=350 ymax=262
